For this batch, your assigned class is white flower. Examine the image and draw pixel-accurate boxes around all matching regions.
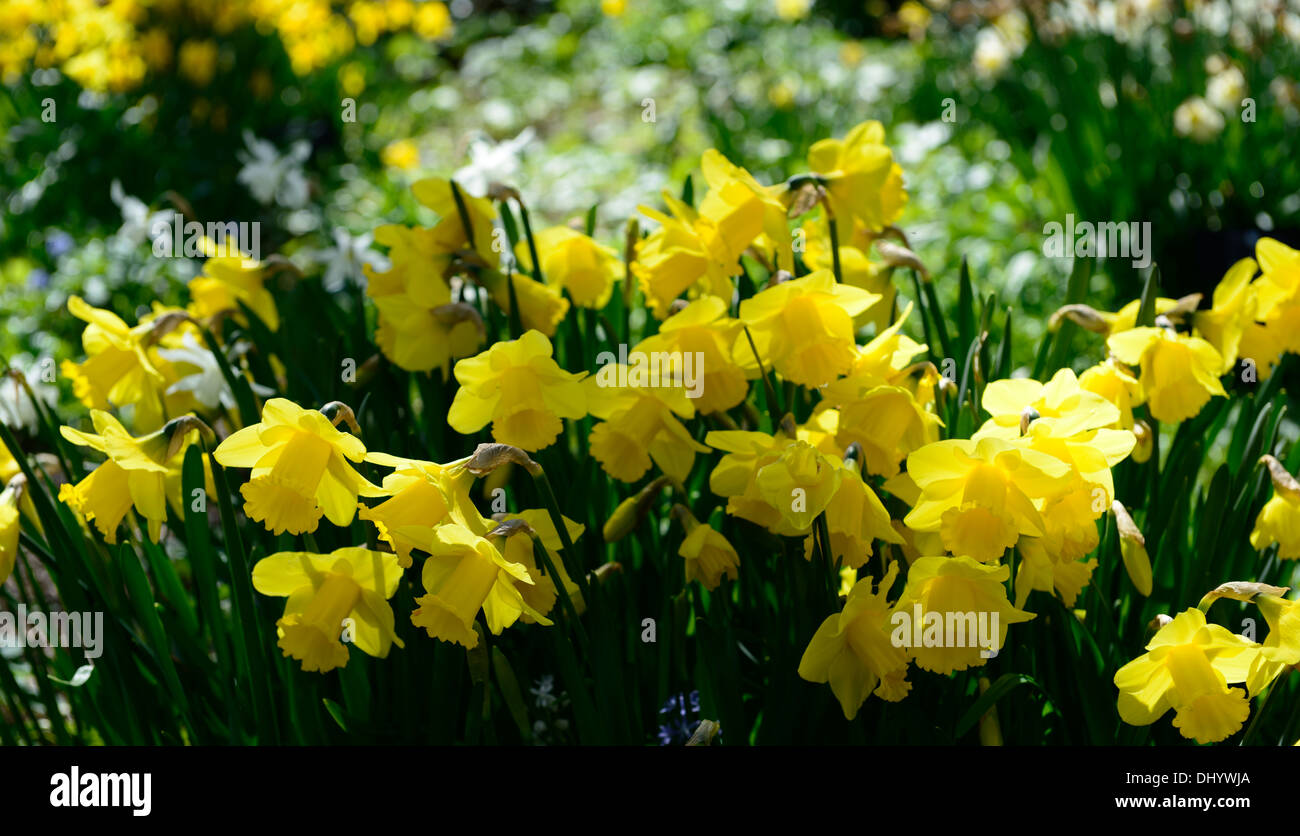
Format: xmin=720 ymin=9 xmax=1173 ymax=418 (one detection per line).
xmin=1174 ymin=96 xmax=1226 ymax=142
xmin=109 ymin=180 xmax=171 ymax=251
xmin=299 ymin=227 xmax=389 ymax=292
xmin=453 ymin=127 xmax=535 ymax=195
xmin=156 ymin=332 xmax=272 ymax=410
xmin=0 ymin=357 xmax=57 ymax=434
xmin=1206 ymin=66 xmax=1247 ymax=113
xmin=236 ymin=131 xmax=312 ymax=208
xmin=973 ymin=28 xmax=1013 ymax=80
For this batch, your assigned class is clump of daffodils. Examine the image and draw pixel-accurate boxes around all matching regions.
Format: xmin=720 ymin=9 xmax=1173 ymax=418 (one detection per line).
xmin=27 ymin=114 xmax=1300 ymax=752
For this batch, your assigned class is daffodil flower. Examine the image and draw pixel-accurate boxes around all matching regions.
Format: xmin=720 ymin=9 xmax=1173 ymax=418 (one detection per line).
xmin=1114 ymin=608 xmax=1261 ymax=743
xmin=406 ymin=523 xmax=551 ymax=648
xmin=633 ymin=194 xmax=736 ymax=320
xmin=213 ymin=398 xmax=384 ymax=535
xmin=705 ymin=424 xmax=847 ymax=534
xmin=60 ymin=295 xmax=166 ymax=421
xmin=1107 ymin=326 xmax=1226 ymax=424
xmin=631 ymin=296 xmax=754 ymax=415
xmin=903 ymin=437 xmax=1072 ymax=563
xmin=739 ymin=270 xmax=880 ymax=388
xmin=1245 ymin=594 xmax=1300 ymax=695
xmin=357 ymin=452 xmax=483 ymax=567
xmin=252 ymin=547 xmax=405 ymax=673
xmin=799 ymin=560 xmax=911 ymax=718
xmin=516 ymin=226 xmax=621 ymax=309
xmin=806 ymin=120 xmax=908 ymax=237
xmin=587 ymin=368 xmax=709 ymax=483
xmin=496 ymin=509 xmax=586 ymax=622
xmin=188 ymin=252 xmax=279 ymax=331
xmin=1078 ymin=359 xmax=1143 ymax=429
xmin=1250 ymin=455 xmax=1300 ymax=559
xmin=975 ymin=368 xmax=1120 ymax=441
xmin=894 ymin=555 xmax=1035 ymax=675
xmin=671 ymin=505 xmax=740 ymax=590
xmin=58 ymin=410 xmax=199 ymax=543
xmin=447 ymin=330 xmax=588 ymax=452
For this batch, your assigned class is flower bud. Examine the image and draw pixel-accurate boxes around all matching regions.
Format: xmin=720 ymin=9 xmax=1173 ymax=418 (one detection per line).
xmin=1112 ymin=500 xmax=1152 ymax=596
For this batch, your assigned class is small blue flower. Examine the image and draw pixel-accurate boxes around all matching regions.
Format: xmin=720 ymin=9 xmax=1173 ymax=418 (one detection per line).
xmin=45 ymin=230 xmax=73 ymax=259
xmin=656 ymin=690 xmax=701 ymax=745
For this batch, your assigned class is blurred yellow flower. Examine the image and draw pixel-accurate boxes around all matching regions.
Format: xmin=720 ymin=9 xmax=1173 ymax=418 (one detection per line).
xmin=518 ymin=226 xmax=621 ymax=309
xmin=807 ymin=120 xmax=908 ymax=236
xmin=177 ymin=39 xmax=218 ymax=86
xmin=381 ymin=138 xmax=420 ymax=171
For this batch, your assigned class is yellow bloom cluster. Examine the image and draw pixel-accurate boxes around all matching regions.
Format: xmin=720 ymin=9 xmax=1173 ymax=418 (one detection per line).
xmin=0 ymin=0 xmax=454 ymax=91
xmin=36 ymin=110 xmax=1299 ymax=745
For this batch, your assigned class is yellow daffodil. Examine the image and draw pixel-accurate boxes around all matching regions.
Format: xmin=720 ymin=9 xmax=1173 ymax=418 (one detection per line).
xmin=496 ymin=509 xmax=585 ymax=622
xmin=1014 ymin=534 xmax=1097 ymax=609
xmin=672 ymin=506 xmax=740 ymax=590
xmin=488 ymin=269 xmax=572 ymax=336
xmin=804 ymin=463 xmax=903 ymax=568
xmin=893 ymin=555 xmax=1035 ymax=675
xmin=1251 ymin=237 xmax=1300 ymax=353
xmin=1078 ymin=359 xmax=1143 ymax=429
xmin=1245 ymin=593 xmax=1300 ymax=695
xmin=357 ymin=452 xmax=483 ymax=567
xmin=1114 ymin=608 xmax=1261 ymax=743
xmin=1250 ymin=455 xmax=1300 ymax=559
xmin=696 ymin=149 xmax=791 ymax=272
xmin=60 ymin=295 xmax=166 ymax=421
xmin=705 ymin=425 xmax=845 ymax=534
xmin=802 ymin=219 xmax=894 ymax=332
xmin=1194 ymin=257 xmax=1258 ymax=373
xmin=975 ymin=368 xmax=1119 ymax=440
xmin=188 ymin=252 xmax=279 ymax=331
xmin=517 ymin=226 xmax=620 ymax=309
xmin=410 ymin=177 xmax=499 ymax=266
xmin=799 ymin=560 xmax=911 ymax=719
xmin=447 ymin=330 xmax=587 ymax=452
xmin=213 ymin=398 xmax=384 ymax=535
xmin=252 ymin=547 xmax=405 ymax=673
xmin=633 ymin=194 xmax=736 ymax=319
xmin=807 ymin=120 xmax=907 ymax=236
xmin=0 ymin=478 xmax=21 ymax=586
xmin=587 ymin=368 xmax=709 ymax=483
xmin=903 ymin=437 xmax=1071 ymax=562
xmin=739 ymin=270 xmax=879 ymax=388
xmin=632 ymin=296 xmax=754 ymax=415
xmin=365 ymin=223 xmax=486 ymax=373
xmin=1107 ymin=326 xmax=1226 ymax=424
xmin=408 ymin=523 xmax=551 ymax=648
xmin=58 ymin=411 xmax=199 ymax=543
